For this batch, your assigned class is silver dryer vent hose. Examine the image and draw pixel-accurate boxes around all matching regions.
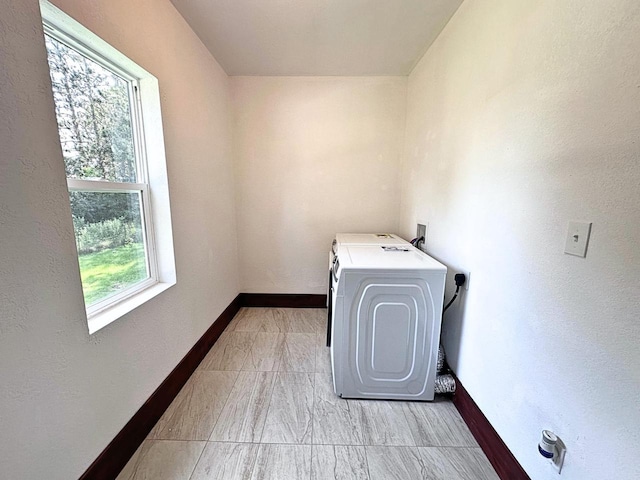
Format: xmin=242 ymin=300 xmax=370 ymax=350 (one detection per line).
xmin=435 ymin=344 xmax=455 ymax=394
xmin=434 ymin=374 xmax=456 ymax=394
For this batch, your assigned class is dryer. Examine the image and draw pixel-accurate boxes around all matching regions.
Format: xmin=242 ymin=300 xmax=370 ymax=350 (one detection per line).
xmin=334 ymin=233 xmax=409 ymax=250
xmin=327 ymin=233 xmax=410 ymax=347
xmin=330 ymin=244 xmax=446 ymax=401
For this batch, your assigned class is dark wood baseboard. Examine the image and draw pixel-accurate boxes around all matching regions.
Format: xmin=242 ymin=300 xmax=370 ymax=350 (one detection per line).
xmin=240 ymin=293 xmax=327 ymax=308
xmin=452 ymin=377 xmax=530 ymax=480
xmin=79 ymin=294 xmax=242 ymax=480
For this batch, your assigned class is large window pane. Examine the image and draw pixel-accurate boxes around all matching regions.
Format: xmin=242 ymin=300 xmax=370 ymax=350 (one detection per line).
xmin=44 ymin=34 xmax=138 ymax=183
xmin=70 ymin=191 xmax=149 ymax=306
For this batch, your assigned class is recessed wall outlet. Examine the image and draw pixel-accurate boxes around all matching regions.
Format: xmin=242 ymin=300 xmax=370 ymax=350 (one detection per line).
xmin=464 ymin=271 xmax=470 ymax=290
xmin=564 ymin=221 xmax=592 ymax=257
xmin=416 ymin=223 xmax=427 ymax=250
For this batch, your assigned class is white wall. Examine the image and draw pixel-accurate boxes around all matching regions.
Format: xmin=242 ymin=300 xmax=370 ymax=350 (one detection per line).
xmin=0 ymin=0 xmax=239 ymax=478
xmin=232 ymin=76 xmax=407 ymax=294
xmin=3 ymin=0 xmax=640 ymax=477
xmin=399 ymin=0 xmax=640 ymax=478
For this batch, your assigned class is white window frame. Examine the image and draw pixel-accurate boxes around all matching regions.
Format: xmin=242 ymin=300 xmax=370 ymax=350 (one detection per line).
xmin=41 ymin=1 xmax=176 ymax=334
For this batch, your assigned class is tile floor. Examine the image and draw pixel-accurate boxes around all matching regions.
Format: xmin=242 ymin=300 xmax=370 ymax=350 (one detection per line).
xmin=117 ymin=308 xmax=499 ymax=480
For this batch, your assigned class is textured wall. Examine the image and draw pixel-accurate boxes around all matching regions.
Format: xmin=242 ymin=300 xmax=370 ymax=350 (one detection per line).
xmin=399 ymin=0 xmax=640 ymax=478
xmin=0 ymin=0 xmax=239 ymax=478
xmin=232 ymin=76 xmax=407 ymax=294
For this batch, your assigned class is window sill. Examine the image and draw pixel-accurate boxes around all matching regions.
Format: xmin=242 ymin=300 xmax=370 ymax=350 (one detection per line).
xmin=87 ymin=281 xmax=175 ymax=334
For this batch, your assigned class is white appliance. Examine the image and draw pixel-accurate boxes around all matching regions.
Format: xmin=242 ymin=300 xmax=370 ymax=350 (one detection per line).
xmin=334 ymin=233 xmax=409 ymax=249
xmin=326 ymin=233 xmax=410 ymax=347
xmin=330 ymin=244 xmax=446 ymax=401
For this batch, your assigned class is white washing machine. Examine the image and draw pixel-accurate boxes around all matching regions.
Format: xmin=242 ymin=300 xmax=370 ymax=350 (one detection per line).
xmin=326 ymin=234 xmax=410 ymax=346
xmin=330 ymin=244 xmax=446 ymax=401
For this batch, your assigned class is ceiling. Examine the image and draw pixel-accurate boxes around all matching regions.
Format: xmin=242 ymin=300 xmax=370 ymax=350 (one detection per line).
xmin=169 ymin=0 xmax=463 ymax=76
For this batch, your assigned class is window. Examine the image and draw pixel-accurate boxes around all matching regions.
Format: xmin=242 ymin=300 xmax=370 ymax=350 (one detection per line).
xmin=41 ymin=1 xmax=175 ymax=333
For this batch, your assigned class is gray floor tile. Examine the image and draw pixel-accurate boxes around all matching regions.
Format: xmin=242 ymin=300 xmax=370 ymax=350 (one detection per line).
xmin=418 ymin=447 xmax=500 ymax=480
xmin=279 ymin=333 xmax=316 ymax=372
xmin=209 ymin=371 xmax=276 ymax=442
xmin=149 ymin=371 xmax=237 ymax=440
xmin=199 ymin=331 xmax=257 ymax=371
xmin=359 ymin=399 xmax=416 ymax=446
xmin=129 ymin=440 xmax=205 ymax=480
xmin=366 ymin=446 xmax=425 ymax=480
xmin=308 ymin=308 xmax=328 ymax=334
xmin=250 ymin=444 xmax=312 ymax=480
xmin=259 ymin=308 xmax=290 ymax=332
xmin=242 ymin=333 xmax=285 ymax=371
xmin=229 ymin=308 xmax=271 ymax=332
xmin=285 ymin=308 xmax=325 ymax=333
xmin=261 ymin=372 xmax=314 ymax=444
xmin=312 ymin=373 xmax=364 ymax=445
xmin=315 ymin=334 xmax=331 ymax=373
xmin=262 ymin=308 xmax=319 ymax=333
xmin=403 ymin=399 xmax=478 ymax=447
xmin=311 ymin=445 xmax=370 ymax=480
xmin=190 ymin=442 xmax=259 ymax=480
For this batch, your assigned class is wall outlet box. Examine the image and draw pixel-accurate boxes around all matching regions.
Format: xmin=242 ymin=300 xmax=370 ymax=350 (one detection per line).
xmin=564 ymin=221 xmax=592 ymax=257
xmin=416 ymin=223 xmax=426 ymax=240
xmin=416 ymin=222 xmax=427 ymax=251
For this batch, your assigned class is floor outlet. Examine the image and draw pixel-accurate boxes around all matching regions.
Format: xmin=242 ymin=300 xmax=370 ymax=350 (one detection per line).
xmin=539 ymin=430 xmax=566 ymax=475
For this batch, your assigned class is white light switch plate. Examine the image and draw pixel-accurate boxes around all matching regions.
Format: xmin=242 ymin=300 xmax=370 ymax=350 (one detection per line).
xmin=564 ymin=221 xmax=592 ymax=257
